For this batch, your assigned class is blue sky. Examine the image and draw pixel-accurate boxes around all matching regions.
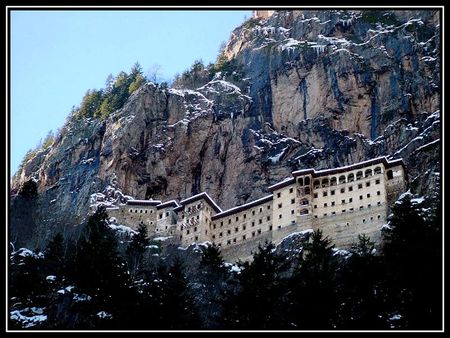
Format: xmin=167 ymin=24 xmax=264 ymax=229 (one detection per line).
xmin=10 ymin=9 xmax=251 ymax=175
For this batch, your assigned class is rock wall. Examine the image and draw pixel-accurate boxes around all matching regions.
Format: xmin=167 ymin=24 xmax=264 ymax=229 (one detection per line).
xmin=10 ymin=9 xmax=441 ymax=249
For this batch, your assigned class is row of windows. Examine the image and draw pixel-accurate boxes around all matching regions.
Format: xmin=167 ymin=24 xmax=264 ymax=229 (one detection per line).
xmin=315 ymin=198 xmax=382 ymax=209
xmin=313 ymin=180 xmax=381 ymax=198
xmin=212 ymin=205 xmax=271 ymax=228
xmin=276 ymin=187 xmax=294 ymax=198
xmin=310 ymin=167 xmax=383 ymax=188
xmin=129 ymin=208 xmax=154 ymax=214
xmin=314 ymin=203 xmax=382 ymax=217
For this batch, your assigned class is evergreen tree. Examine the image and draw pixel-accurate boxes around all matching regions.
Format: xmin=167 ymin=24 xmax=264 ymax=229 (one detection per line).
xmin=197 ymin=243 xmax=229 ymax=328
xmin=286 ymin=230 xmax=338 ymax=329
xmin=19 ymin=179 xmax=38 ymax=199
xmin=335 ymin=234 xmax=388 ymax=329
xmin=43 ymin=232 xmax=65 ymax=276
xmin=126 ymin=223 xmax=149 ymax=276
xmin=382 ymin=192 xmax=442 ymax=329
xmin=69 ymin=207 xmax=133 ymax=325
xmin=154 ymin=257 xmax=200 ymax=329
xmin=220 ymin=242 xmax=290 ymax=329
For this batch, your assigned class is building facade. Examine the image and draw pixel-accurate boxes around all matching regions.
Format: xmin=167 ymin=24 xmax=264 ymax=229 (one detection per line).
xmin=105 ymin=157 xmax=406 ymax=261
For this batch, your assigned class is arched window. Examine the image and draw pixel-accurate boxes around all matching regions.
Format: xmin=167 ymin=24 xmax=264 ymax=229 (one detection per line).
xmin=374 ymin=166 xmax=382 ymax=174
xmin=365 ymin=169 xmax=373 ymax=177
xmin=300 ymin=209 xmax=309 ymax=215
xmin=387 ymin=170 xmax=393 ymax=180
xmin=330 ymin=177 xmax=337 ymax=186
xmin=304 ymin=177 xmax=311 ymax=185
xmin=313 ymin=180 xmax=320 ymax=189
xmin=322 ymin=178 xmax=329 ymax=187
xmin=348 ymin=173 xmax=354 ymax=182
xmin=298 ymin=177 xmax=304 ymax=186
xmin=356 ymin=171 xmax=363 ymax=180
xmin=339 ymin=175 xmax=346 ymax=184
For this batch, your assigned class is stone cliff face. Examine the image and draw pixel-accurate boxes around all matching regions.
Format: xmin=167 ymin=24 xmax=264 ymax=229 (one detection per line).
xmin=10 ymin=9 xmax=441 ymax=248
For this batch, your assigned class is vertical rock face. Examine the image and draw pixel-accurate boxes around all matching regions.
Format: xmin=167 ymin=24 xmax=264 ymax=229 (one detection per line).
xmin=10 ymin=9 xmax=441 ymax=248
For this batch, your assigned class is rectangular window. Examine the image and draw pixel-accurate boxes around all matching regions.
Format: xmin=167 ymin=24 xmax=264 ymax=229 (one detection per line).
xmin=342 ymin=209 xmax=346 ymax=213
xmin=331 ymin=201 xmax=335 ymax=206
xmin=213 ymin=224 xmax=216 ymax=229
xmin=377 ymin=201 xmax=381 ymax=205
xmin=228 ymin=219 xmax=231 ymax=224
xmin=340 ymin=188 xmax=345 ymax=193
xmin=377 ymin=191 xmax=381 ymax=196
xmin=277 ymin=225 xmax=281 ymax=229
xmin=267 ymin=216 xmax=271 ymax=221
xmin=314 ymin=193 xmax=318 ymax=198
xmin=243 ymin=225 xmax=246 ymax=230
xmin=233 ymin=238 xmax=236 ymax=243
xmin=260 ymin=207 xmax=263 ymax=213
xmin=219 ymin=232 xmax=223 ymax=237
xmin=291 ymin=210 xmax=295 ymax=215
xmin=194 ymin=227 xmax=197 ymax=232
xmin=358 ymin=184 xmax=363 ymax=189
xmin=195 ymin=236 xmax=198 ymax=241
xmin=258 ymin=229 xmax=262 ymax=234
xmin=227 ymin=230 xmax=231 ymax=235
xmin=314 ymin=205 xmax=317 ymax=209
xmin=367 ymin=193 xmax=371 ymax=198
xmin=349 ymin=198 xmax=353 ymax=203
xmin=159 ymin=214 xmax=163 ymax=219
xmin=289 ymin=187 xmax=294 ymax=193
xmin=278 ymin=203 xmax=282 ymax=209
xmin=270 ymin=225 xmax=273 ymax=230
xmin=368 ymin=204 xmax=371 ymax=208
xmin=242 ymin=235 xmax=246 ymax=240
xmin=259 ymin=219 xmax=262 ymax=224
xmin=360 ymin=206 xmax=363 ymax=209
xmin=324 ymin=213 xmax=327 ymax=217
xmin=279 ymin=214 xmax=282 ymax=219
xmin=277 ymin=192 xmax=281 ymax=198
xmin=220 ymin=221 xmax=223 ymax=227
xmin=166 ymin=212 xmax=169 ymax=217
xmin=236 ymin=216 xmax=239 ymax=221
xmin=212 ymin=235 xmax=216 ymax=239
xmin=252 ymin=210 xmax=255 ymax=216
xmin=341 ymin=199 xmax=345 ymax=204
xmin=359 ymin=195 xmax=363 ymax=200
xmin=331 ymin=190 xmax=335 ymax=195
xmin=349 ymin=186 xmax=353 ymax=192
xmin=376 ymin=179 xmax=380 ymax=184
xmin=187 ymin=230 xmax=190 ymax=234
xmin=227 ymin=240 xmax=231 ymax=245
xmin=252 ymin=221 xmax=255 ymax=227
xmin=235 ymin=227 xmax=238 ymax=233
xmin=324 ymin=203 xmax=327 ymax=207
xmin=252 ymin=231 xmax=255 ymax=237
xmin=244 ymin=214 xmax=247 ymax=219
xmin=366 ymin=182 xmax=370 ymax=187
xmin=332 ymin=211 xmax=336 ymax=215
xmin=323 ymin=191 xmax=328 ymax=197
xmin=291 ymin=198 xmax=295 ymax=204
xmin=267 ymin=205 xmax=271 ymax=210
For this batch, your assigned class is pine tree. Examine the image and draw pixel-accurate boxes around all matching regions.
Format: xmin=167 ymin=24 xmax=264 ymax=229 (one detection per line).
xmin=126 ymin=223 xmax=149 ymax=276
xmin=286 ymin=230 xmax=338 ymax=329
xmin=197 ymin=243 xmax=229 ymax=328
xmin=220 ymin=242 xmax=290 ymax=329
xmin=382 ymin=192 xmax=442 ymax=329
xmin=154 ymin=257 xmax=200 ymax=329
xmin=69 ymin=207 xmax=133 ymax=324
xmin=335 ymin=234 xmax=388 ymax=329
xmin=44 ymin=232 xmax=64 ymax=276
